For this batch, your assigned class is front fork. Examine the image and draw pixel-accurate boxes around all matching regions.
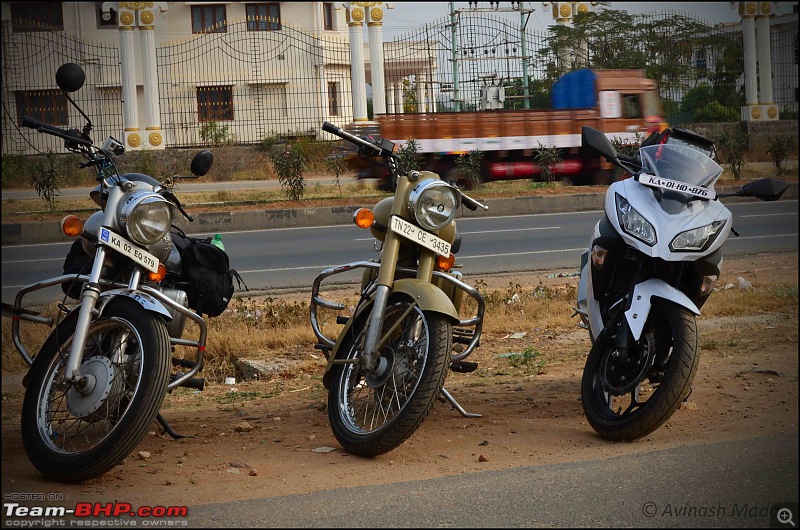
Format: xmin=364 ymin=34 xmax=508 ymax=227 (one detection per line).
xmin=63 ymin=246 xmax=144 ymax=389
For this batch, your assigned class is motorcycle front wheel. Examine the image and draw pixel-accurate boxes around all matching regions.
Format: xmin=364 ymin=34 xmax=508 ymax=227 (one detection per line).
xmin=21 ymin=299 xmax=171 ymax=483
xmin=328 ymin=298 xmax=451 ymax=457
xmin=581 ymin=299 xmax=699 ymax=441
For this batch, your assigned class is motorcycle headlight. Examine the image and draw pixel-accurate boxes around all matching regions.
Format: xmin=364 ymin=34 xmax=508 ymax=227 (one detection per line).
xmin=408 ymin=180 xmax=460 ymax=232
xmin=615 ymin=194 xmax=656 ymax=246
xmin=670 ymin=221 xmax=725 ymax=252
xmin=118 ymin=191 xmax=176 ymax=246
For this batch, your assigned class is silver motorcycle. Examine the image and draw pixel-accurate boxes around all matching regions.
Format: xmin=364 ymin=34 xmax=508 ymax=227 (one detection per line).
xmin=5 ymin=62 xmax=215 ymax=483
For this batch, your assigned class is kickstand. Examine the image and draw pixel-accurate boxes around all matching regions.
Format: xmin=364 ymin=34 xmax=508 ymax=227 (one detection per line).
xmin=156 ymin=413 xmax=195 ymax=439
xmin=440 ymin=387 xmax=482 ymax=418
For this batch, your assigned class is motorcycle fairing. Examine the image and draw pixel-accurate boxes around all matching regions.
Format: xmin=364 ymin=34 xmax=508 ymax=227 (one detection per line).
xmin=605 ymin=179 xmax=732 ymax=261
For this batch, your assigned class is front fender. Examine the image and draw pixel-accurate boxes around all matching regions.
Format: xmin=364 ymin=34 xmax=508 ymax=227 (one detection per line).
xmin=321 ymin=278 xmax=459 ymax=389
xmin=97 ymin=289 xmax=173 ymax=321
xmin=624 ymin=279 xmax=701 ymax=340
xmin=391 ymin=278 xmax=459 ymax=322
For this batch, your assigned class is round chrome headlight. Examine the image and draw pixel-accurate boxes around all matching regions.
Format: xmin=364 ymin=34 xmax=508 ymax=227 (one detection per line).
xmin=408 ymin=180 xmax=460 ymax=231
xmin=118 ymin=191 xmax=176 ymax=246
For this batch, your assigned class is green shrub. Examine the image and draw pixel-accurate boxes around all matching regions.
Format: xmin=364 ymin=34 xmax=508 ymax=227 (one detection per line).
xmin=715 ymin=130 xmax=749 ymax=180
xmin=695 ymin=101 xmax=739 ymax=123
xmin=30 ymin=150 xmax=61 ymax=211
xmin=325 ymin=150 xmax=347 ymax=197
xmin=453 ymin=149 xmax=484 ymax=189
xmin=199 ymin=122 xmax=235 ymax=146
xmin=533 ymin=142 xmax=562 ymax=183
xmin=396 ymin=138 xmax=420 ymax=172
xmin=270 ymin=142 xmax=307 ymax=200
xmin=2 ymin=153 xmax=31 ymax=187
xmin=766 ymin=136 xmax=796 ymax=176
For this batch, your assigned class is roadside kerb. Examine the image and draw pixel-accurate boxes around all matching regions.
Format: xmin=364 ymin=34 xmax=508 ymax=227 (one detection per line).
xmin=2 ymin=185 xmax=797 ymax=246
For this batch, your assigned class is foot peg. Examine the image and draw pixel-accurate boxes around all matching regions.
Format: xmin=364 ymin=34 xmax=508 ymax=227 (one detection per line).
xmin=450 ymin=360 xmax=478 ymax=373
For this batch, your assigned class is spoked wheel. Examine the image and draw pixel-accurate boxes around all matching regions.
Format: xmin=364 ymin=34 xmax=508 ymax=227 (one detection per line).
xmin=328 ymin=298 xmax=451 ymax=457
xmin=21 ymin=300 xmax=170 ymax=482
xmin=581 ymin=300 xmax=699 ymax=441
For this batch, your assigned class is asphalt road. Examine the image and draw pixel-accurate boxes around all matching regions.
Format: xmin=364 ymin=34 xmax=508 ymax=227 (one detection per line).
xmin=2 ymin=200 xmax=797 ymax=306
xmin=190 ymin=432 xmax=798 ymax=528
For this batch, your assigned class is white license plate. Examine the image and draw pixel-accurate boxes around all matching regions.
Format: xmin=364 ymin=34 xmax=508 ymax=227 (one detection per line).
xmin=98 ymin=228 xmax=159 ymax=273
xmin=638 ymin=174 xmax=717 ymax=200
xmin=389 ymin=216 xmax=451 ymax=257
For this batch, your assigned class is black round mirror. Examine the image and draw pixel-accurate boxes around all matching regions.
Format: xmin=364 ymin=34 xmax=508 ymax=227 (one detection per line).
xmin=190 ymin=150 xmax=213 ymax=176
xmin=55 ymin=63 xmax=86 ymax=93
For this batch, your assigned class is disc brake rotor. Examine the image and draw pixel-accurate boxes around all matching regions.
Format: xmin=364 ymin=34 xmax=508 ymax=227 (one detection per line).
xmin=599 ymin=333 xmax=655 ymax=396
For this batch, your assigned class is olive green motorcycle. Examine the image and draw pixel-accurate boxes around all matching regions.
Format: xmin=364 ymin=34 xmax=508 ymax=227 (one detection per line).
xmin=310 ymin=122 xmax=488 ymax=457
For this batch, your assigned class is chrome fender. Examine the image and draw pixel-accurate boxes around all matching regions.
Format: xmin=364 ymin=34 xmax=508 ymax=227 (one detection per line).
xmin=624 ymin=279 xmax=700 ymax=341
xmin=96 ymin=289 xmax=173 ymax=321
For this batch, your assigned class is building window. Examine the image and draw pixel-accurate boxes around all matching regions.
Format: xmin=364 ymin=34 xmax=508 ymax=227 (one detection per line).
xmin=323 ymin=3 xmax=334 ymax=30
xmin=16 ymin=90 xmax=68 ymax=126
xmin=96 ymin=2 xmax=117 ymax=29
xmin=328 ymin=82 xmax=339 ymax=116
xmin=197 ymin=86 xmax=234 ymax=122
xmin=247 ymin=3 xmax=281 ymax=31
xmin=191 ymin=4 xmax=227 ymax=34
xmin=10 ymin=2 xmax=64 ymax=32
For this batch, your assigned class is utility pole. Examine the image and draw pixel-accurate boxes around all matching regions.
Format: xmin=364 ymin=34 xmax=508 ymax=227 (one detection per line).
xmin=452 ymin=2 xmax=535 ymax=110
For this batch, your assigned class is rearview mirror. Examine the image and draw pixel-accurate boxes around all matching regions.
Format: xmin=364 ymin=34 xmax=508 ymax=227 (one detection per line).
xmin=55 ymin=63 xmax=85 ymax=93
xmin=740 ymin=178 xmax=789 ymax=202
xmin=190 ymin=150 xmax=214 ymax=176
xmin=581 ymin=126 xmax=618 ymax=164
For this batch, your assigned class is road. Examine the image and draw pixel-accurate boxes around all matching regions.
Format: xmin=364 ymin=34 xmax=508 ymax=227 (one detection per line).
xmin=189 ymin=433 xmax=798 ymax=528
xmin=2 ymin=200 xmax=798 ymax=306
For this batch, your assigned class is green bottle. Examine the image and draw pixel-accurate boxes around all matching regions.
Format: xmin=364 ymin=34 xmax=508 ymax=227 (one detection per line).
xmin=211 ymin=233 xmax=225 ymax=252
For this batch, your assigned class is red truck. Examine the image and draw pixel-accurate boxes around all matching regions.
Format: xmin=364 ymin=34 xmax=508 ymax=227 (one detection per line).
xmin=355 ymin=68 xmax=665 ymax=187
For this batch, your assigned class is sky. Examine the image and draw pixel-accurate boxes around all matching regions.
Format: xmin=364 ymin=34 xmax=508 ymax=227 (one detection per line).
xmin=380 ymin=1 xmax=797 ymax=38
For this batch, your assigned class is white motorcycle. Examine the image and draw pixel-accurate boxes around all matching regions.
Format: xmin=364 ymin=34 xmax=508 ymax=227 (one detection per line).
xmin=574 ymin=125 xmax=788 ymax=441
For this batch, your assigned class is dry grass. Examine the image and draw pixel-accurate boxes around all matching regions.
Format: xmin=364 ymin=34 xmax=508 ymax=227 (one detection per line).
xmin=4 ymin=280 xmax=796 ymax=383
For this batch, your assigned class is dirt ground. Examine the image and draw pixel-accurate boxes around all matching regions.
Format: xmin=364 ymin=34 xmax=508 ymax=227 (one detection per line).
xmin=1 ymin=252 xmax=797 ymax=512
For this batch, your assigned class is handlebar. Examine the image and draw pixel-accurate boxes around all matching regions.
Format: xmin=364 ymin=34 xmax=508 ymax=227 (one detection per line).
xmin=21 ymin=116 xmax=94 ymax=149
xmin=322 ymin=121 xmax=388 ymax=158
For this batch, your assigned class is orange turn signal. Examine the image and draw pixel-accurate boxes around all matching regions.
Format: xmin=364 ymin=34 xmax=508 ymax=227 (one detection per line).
xmin=437 ymin=253 xmax=456 ymax=272
xmin=353 ymin=208 xmax=375 ymax=229
xmin=147 ymin=262 xmax=167 ymax=283
xmin=60 ymin=215 xmax=84 ymax=237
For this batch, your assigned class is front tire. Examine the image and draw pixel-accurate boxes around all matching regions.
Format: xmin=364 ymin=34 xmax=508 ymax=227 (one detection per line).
xmin=21 ymin=299 xmax=171 ymax=482
xmin=328 ymin=298 xmax=451 ymax=456
xmin=581 ymin=300 xmax=699 ymax=441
